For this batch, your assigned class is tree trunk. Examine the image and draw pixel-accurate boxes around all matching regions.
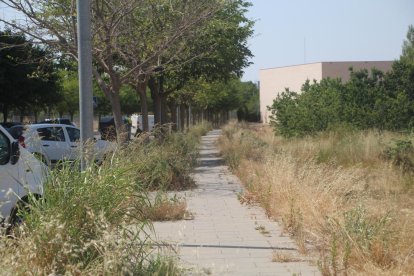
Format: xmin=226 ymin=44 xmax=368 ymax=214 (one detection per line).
xmin=180 ymin=104 xmax=185 ymax=131
xmin=186 ymin=105 xmax=190 ymax=128
xmin=149 ymin=74 xmax=169 ymax=126
xmin=208 ymin=109 xmax=213 ymax=124
xmin=109 ymin=91 xmax=127 ymax=143
xmin=190 ymin=106 xmax=194 ymax=126
xmin=135 ymin=80 xmax=149 ymax=131
xmin=2 ymin=105 xmax=8 ymax=123
xmin=154 ymin=93 xmax=161 ymax=125
xmin=161 ymin=96 xmax=168 ymax=125
xmin=93 ymin=68 xmax=126 ymax=143
xmin=176 ymin=106 xmax=180 ymax=129
xmin=19 ymin=109 xmax=24 ymax=122
xmin=195 ymin=111 xmax=200 ymax=124
xmin=149 ymin=77 xmax=161 ymax=125
xmin=168 ymin=102 xmax=177 ymax=131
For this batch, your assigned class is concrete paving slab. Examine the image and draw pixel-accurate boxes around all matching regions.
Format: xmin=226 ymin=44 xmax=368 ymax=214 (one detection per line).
xmin=152 ymin=129 xmax=320 ymax=275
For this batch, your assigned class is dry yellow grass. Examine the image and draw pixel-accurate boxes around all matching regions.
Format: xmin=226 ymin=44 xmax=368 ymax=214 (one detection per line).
xmin=142 ymin=198 xmax=188 ymax=221
xmin=219 ymin=121 xmax=414 ymax=275
xmin=272 ymin=251 xmax=302 ymax=263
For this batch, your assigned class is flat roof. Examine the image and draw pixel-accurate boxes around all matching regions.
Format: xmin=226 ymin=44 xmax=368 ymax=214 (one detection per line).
xmin=260 ymin=60 xmax=393 ymax=71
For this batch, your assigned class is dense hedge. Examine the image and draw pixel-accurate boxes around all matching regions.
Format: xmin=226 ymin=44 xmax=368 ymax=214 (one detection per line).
xmin=268 ymin=59 xmax=414 ymax=137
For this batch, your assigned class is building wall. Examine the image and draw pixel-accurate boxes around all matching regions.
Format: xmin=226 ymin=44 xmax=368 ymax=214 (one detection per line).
xmin=259 ymin=61 xmax=394 ymax=124
xmin=321 ymin=61 xmax=393 ymax=81
xmin=259 ymin=63 xmax=322 ymax=123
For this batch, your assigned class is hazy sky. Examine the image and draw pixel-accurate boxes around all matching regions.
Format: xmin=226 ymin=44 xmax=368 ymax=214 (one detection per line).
xmin=242 ymin=0 xmax=414 ymax=82
xmin=2 ymin=1 xmax=413 ymax=84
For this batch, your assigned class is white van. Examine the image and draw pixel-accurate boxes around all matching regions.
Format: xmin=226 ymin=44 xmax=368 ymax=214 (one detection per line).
xmin=131 ymin=114 xmax=155 ymax=135
xmin=0 ymin=125 xmax=45 ymax=227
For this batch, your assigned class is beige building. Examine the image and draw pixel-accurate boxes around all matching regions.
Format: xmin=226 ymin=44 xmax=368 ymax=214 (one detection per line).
xmin=260 ymin=61 xmax=393 ymax=123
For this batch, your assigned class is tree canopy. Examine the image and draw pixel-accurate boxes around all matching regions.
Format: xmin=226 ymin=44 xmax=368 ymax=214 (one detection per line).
xmin=0 ymin=29 xmax=61 ymax=122
xmin=402 ymin=25 xmax=414 ymax=63
xmin=0 ymin=0 xmax=254 ymax=139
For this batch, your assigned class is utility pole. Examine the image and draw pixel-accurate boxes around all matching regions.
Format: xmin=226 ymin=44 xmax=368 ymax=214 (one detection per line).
xmin=77 ymin=0 xmax=94 ymax=170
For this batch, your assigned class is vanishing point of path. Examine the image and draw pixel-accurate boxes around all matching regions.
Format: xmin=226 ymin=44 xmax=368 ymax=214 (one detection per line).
xmin=153 ymin=130 xmax=320 ymax=275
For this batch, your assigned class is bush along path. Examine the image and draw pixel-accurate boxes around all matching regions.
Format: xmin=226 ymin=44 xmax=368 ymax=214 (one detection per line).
xmin=0 ymin=125 xmax=209 ymax=275
xmin=152 ymin=130 xmax=320 ymax=275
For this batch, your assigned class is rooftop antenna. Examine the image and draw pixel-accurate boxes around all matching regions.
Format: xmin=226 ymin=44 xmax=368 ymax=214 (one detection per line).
xmin=304 ymin=37 xmax=307 ymax=63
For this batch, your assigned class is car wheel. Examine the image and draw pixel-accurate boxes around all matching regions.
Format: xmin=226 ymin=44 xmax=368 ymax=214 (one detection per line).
xmin=6 ymin=201 xmax=29 ymax=237
xmin=6 ymin=195 xmax=41 ymax=237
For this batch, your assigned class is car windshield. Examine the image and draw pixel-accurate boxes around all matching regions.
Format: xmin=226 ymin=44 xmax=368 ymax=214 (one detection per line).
xmin=66 ymin=127 xmax=80 ymax=142
xmin=37 ymin=127 xmax=65 ymax=141
xmin=8 ymin=126 xmax=25 ymax=139
xmin=0 ymin=131 xmax=10 ymax=164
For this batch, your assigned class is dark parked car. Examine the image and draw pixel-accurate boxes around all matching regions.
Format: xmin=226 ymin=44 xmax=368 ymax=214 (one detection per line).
xmin=0 ymin=122 xmax=21 ymax=130
xmin=99 ymin=117 xmax=117 ymax=141
xmin=7 ymin=125 xmax=26 ymax=139
xmin=99 ymin=116 xmax=130 ymax=141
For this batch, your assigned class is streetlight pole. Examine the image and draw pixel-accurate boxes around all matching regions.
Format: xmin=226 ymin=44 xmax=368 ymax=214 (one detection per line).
xmin=77 ymin=0 xmax=94 ymax=170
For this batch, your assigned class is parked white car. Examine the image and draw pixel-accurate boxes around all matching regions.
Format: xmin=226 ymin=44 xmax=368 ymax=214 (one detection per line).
xmin=9 ymin=124 xmax=115 ymax=167
xmin=131 ymin=114 xmax=155 ymax=135
xmin=0 ymin=125 xmax=46 ymax=226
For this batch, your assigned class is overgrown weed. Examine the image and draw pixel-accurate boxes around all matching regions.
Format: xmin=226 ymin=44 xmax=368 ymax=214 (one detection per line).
xmin=382 ymin=139 xmax=414 ymax=173
xmin=142 ymin=192 xmax=188 ymax=221
xmin=219 ymin=121 xmax=414 ymax=275
xmin=0 ymin=123 xmax=210 ymax=275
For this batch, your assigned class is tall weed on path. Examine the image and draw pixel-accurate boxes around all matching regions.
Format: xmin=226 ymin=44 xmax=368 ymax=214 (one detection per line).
xmin=0 ymin=123 xmax=211 ymax=275
xmin=219 ymin=122 xmax=414 ymax=275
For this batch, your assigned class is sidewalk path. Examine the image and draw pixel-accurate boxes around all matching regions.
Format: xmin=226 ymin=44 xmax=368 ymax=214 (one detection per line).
xmin=153 ymin=130 xmax=320 ymax=275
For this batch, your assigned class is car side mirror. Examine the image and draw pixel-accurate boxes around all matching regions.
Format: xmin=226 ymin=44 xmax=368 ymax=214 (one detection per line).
xmin=10 ymin=141 xmax=20 ymax=165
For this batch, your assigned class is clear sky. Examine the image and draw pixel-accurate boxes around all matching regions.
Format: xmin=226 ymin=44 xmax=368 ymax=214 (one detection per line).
xmin=242 ymin=0 xmax=414 ymax=82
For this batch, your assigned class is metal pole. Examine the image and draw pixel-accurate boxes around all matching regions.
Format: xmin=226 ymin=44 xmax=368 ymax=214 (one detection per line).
xmin=77 ymin=0 xmax=94 ymax=170
xmin=189 ymin=105 xmax=192 ymax=126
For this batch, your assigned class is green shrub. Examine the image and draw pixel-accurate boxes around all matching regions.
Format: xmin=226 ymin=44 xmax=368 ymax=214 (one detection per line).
xmin=343 ymin=206 xmax=392 ymax=252
xmin=130 ymin=130 xmax=200 ymax=191
xmin=188 ymin=121 xmax=212 ymax=137
xmin=268 ymin=66 xmax=414 ymax=137
xmin=0 ymin=124 xmax=206 ymax=275
xmin=383 ymin=139 xmax=414 ymax=172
